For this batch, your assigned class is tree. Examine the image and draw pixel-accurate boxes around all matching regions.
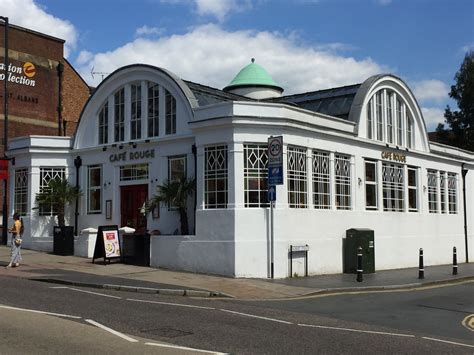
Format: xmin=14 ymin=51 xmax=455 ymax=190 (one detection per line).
xmin=146 ymin=176 xmax=195 ymax=235
xmin=436 ymin=51 xmax=474 ymax=151
xmin=35 ymin=176 xmax=82 ymax=227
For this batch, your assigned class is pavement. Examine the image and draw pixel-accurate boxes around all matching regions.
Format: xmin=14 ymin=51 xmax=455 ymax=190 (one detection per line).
xmin=1 ymin=245 xmax=473 ymax=300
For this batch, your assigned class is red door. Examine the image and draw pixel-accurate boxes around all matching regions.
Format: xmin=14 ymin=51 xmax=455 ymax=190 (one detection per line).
xmin=120 ymin=184 xmax=148 ymax=235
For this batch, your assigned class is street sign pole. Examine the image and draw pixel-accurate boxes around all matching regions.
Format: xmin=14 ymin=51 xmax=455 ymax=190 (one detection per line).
xmin=267 ymin=136 xmax=282 ymax=279
xmin=270 ymin=199 xmax=274 ymax=279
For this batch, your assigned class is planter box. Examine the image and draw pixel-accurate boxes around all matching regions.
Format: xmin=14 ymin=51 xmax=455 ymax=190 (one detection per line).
xmin=53 ymin=226 xmax=74 ymax=256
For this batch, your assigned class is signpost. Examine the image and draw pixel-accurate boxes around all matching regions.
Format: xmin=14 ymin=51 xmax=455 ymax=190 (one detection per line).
xmin=267 ymin=136 xmax=283 ymax=279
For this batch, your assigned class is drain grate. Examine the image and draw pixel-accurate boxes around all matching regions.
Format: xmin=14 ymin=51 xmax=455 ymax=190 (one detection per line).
xmin=141 ymin=327 xmax=193 ymax=338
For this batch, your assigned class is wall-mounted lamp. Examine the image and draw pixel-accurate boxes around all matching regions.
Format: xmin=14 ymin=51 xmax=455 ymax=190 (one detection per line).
xmin=102 ymin=146 xmax=107 ymax=152
xmin=423 ymin=185 xmax=427 ymax=193
xmin=103 ymin=181 xmax=111 ymax=187
xmin=358 ymin=177 xmax=362 ymax=186
xmin=119 ymin=144 xmax=124 ymax=150
xmin=133 ymin=143 xmax=137 ymax=149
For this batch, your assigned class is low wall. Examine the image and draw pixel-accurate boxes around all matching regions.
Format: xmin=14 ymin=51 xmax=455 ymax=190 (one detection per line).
xmin=150 ymin=235 xmax=236 ymax=276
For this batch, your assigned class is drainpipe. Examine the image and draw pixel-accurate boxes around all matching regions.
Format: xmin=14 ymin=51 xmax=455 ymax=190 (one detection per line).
xmin=57 ymin=62 xmax=64 ymax=136
xmin=74 ymin=156 xmax=82 ymax=236
xmin=192 ymin=144 xmax=197 ymax=235
xmin=461 ymin=163 xmax=469 ymax=263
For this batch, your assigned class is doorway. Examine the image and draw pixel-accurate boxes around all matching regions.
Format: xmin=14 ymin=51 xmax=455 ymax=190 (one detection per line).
xmin=120 ymin=184 xmax=148 ymax=235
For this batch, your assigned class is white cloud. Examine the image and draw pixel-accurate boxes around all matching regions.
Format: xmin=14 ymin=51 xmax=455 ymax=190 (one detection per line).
xmin=461 ymin=43 xmax=474 ymax=53
xmin=135 ymin=25 xmax=165 ymax=37
xmin=75 ymin=24 xmax=387 ymax=93
xmin=161 ymin=0 xmax=253 ymax=22
xmin=411 ymin=79 xmax=449 ymax=103
xmin=421 ymin=107 xmax=445 ymax=131
xmin=0 ymin=0 xmax=78 ymax=57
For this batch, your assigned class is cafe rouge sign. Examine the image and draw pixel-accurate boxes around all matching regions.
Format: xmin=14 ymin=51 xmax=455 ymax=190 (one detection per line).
xmin=109 ymin=148 xmax=155 ymax=163
xmin=381 ymin=150 xmax=407 ymax=163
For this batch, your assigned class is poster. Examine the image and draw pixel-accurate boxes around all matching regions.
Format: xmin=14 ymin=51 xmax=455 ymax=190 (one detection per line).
xmin=102 ymin=230 xmax=121 ymax=258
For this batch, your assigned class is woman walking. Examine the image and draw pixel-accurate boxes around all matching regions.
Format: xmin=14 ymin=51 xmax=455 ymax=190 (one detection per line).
xmin=6 ymin=213 xmax=22 ymax=268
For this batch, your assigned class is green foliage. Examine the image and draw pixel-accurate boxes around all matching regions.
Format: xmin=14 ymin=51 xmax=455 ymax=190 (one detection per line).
xmin=35 ymin=176 xmax=82 ymax=227
xmin=146 ymin=176 xmax=195 ymax=235
xmin=437 ymin=51 xmax=474 ymax=151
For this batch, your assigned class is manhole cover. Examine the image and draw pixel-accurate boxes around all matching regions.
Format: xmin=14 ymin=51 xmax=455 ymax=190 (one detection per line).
xmin=141 ymin=327 xmax=193 ymax=338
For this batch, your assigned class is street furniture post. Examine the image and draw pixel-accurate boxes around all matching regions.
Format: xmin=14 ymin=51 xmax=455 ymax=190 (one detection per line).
xmin=453 ymin=246 xmax=458 ymax=275
xmin=418 ymin=248 xmax=424 ymax=279
xmin=356 ymin=246 xmax=363 ymax=282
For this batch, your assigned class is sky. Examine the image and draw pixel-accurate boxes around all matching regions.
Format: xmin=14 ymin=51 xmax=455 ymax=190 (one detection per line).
xmin=1 ymin=0 xmax=473 ymax=131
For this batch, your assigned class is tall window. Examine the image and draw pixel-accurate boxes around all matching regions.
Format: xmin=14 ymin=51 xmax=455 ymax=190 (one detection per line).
xmin=382 ymin=162 xmax=404 ymax=212
xmin=165 ymin=90 xmax=176 ymax=135
xmin=98 ymin=102 xmax=108 ymax=145
xmin=87 ymin=165 xmax=102 ymax=214
xmin=130 ymin=83 xmax=142 ymax=140
xmin=148 ymin=83 xmax=159 ymax=137
xmin=14 ymin=168 xmax=28 ymax=216
xmin=406 ymin=115 xmax=413 ymax=149
xmin=427 ymin=170 xmax=438 ymax=213
xmin=365 ymin=160 xmax=377 ymax=210
xmin=376 ymin=91 xmax=383 ymax=141
xmin=114 ymin=88 xmax=125 ymax=142
xmin=448 ymin=173 xmax=457 ymax=214
xmin=386 ymin=91 xmax=394 ymax=144
xmin=312 ymin=150 xmax=330 ymax=209
xmin=244 ymin=144 xmax=269 ymax=208
xmin=205 ymin=145 xmax=228 ymax=209
xmin=287 ymin=146 xmax=307 ymax=208
xmin=396 ymin=98 xmax=403 ymax=146
xmin=367 ymin=100 xmax=373 ymax=139
xmin=440 ymin=172 xmax=447 ymax=214
xmin=39 ymin=168 xmax=65 ymax=216
xmin=407 ymin=167 xmax=418 ymax=212
xmin=168 ymin=156 xmax=186 ymax=181
xmin=334 ymin=154 xmax=351 ymax=210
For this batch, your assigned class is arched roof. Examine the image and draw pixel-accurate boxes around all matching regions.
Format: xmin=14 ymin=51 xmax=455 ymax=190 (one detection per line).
xmin=73 ymin=64 xmax=198 ymax=150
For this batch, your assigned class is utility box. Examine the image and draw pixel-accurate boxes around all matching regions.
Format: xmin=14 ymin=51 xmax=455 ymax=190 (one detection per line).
xmin=343 ymin=228 xmax=375 ymax=274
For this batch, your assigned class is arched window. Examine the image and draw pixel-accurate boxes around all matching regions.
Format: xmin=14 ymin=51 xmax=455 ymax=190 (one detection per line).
xmin=366 ymin=89 xmax=414 ymax=149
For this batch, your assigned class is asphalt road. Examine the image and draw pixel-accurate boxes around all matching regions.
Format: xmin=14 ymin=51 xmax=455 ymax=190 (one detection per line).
xmin=0 ymin=276 xmax=472 ymax=354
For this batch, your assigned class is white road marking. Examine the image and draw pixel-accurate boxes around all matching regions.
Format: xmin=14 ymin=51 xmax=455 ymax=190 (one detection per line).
xmin=422 ymin=337 xmax=474 ymax=348
xmin=298 ymin=323 xmax=415 ymax=338
xmin=64 ymin=287 xmax=122 ymax=299
xmin=145 ymin=342 xmax=228 ymax=354
xmin=127 ymin=298 xmax=215 ymax=310
xmin=0 ymin=304 xmax=82 ymax=319
xmin=220 ymin=309 xmax=293 ymax=324
xmin=85 ymin=319 xmax=138 ymax=343
xmin=49 ymin=286 xmax=69 ymax=289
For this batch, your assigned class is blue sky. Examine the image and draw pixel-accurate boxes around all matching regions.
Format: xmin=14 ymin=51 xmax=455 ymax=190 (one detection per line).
xmin=2 ymin=0 xmax=473 ymax=130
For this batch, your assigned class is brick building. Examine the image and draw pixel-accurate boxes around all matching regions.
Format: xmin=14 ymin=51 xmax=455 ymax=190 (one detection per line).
xmin=0 ymin=22 xmax=90 ymax=237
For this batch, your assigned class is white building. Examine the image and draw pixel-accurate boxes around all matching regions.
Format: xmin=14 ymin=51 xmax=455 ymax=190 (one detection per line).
xmin=7 ymin=61 xmax=474 ymax=278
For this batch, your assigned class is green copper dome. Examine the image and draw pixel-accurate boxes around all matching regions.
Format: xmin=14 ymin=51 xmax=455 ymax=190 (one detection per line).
xmin=224 ymin=59 xmax=283 ymax=92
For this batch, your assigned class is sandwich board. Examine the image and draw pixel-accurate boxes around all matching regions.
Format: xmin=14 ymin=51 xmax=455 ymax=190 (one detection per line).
xmin=92 ymin=225 xmax=122 ymax=264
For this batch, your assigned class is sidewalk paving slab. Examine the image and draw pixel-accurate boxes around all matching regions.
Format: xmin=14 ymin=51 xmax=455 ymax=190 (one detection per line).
xmin=1 ymin=246 xmax=473 ymax=300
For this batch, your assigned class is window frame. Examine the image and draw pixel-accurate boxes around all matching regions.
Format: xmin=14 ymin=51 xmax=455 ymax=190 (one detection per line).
xmin=204 ymin=145 xmax=228 ymax=209
xmin=244 ymin=144 xmax=269 ymax=208
xmin=114 ymin=88 xmax=125 ymax=142
xmin=87 ymin=165 xmax=102 ymax=214
xmin=148 ymin=83 xmax=160 ymax=137
xmin=287 ymin=146 xmax=308 ymax=209
xmin=312 ymin=150 xmax=331 ymax=209
xmin=382 ymin=162 xmax=405 ymax=212
xmin=130 ymin=83 xmax=142 ymax=140
xmin=14 ymin=168 xmax=28 ymax=217
xmin=165 ymin=90 xmax=176 ymax=135
xmin=39 ymin=167 xmax=66 ymax=216
xmin=407 ymin=166 xmax=418 ymax=212
xmin=365 ymin=160 xmax=378 ymax=210
xmin=334 ymin=154 xmax=352 ymax=210
xmin=98 ymin=102 xmax=108 ymax=145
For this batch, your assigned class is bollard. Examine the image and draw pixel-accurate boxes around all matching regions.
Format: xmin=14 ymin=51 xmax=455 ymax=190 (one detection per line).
xmin=418 ymin=248 xmax=424 ymax=279
xmin=356 ymin=246 xmax=363 ymax=282
xmin=453 ymin=246 xmax=458 ymax=275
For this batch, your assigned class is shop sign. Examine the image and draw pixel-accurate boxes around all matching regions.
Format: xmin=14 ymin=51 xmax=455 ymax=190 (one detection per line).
xmin=381 ymin=151 xmax=406 ymax=163
xmin=0 ymin=62 xmax=37 ymax=87
xmin=109 ymin=148 xmax=155 ymax=163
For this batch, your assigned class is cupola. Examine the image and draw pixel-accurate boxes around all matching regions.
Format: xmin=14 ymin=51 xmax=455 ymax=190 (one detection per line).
xmin=223 ymin=58 xmax=283 ymax=99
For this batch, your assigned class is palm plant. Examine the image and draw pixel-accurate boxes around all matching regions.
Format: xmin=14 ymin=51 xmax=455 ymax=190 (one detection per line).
xmin=147 ymin=176 xmax=195 ymax=235
xmin=35 ymin=176 xmax=82 ymax=227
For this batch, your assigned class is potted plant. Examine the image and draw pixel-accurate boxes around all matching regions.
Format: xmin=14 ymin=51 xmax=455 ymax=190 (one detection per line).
xmin=146 ymin=176 xmax=195 ymax=235
xmin=35 ymin=176 xmax=82 ymax=255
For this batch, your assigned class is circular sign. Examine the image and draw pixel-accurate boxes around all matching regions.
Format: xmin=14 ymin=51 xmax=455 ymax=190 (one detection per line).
xmin=23 ymin=62 xmax=36 ymax=78
xmin=269 ymin=138 xmax=282 ymax=157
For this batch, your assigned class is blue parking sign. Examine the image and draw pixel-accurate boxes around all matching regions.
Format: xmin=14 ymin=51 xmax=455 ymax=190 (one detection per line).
xmin=268 ymin=166 xmax=283 ymax=185
xmin=268 ymin=185 xmax=276 ymax=202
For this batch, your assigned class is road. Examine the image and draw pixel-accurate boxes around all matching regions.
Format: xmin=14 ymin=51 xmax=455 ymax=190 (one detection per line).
xmin=0 ymin=275 xmax=472 ymax=354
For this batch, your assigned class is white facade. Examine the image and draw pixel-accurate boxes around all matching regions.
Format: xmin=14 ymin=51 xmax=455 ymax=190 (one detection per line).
xmin=7 ymin=64 xmax=474 ymax=278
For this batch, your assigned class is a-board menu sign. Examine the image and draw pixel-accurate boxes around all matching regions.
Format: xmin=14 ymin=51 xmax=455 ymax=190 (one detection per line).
xmin=92 ymin=225 xmax=122 ymax=264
